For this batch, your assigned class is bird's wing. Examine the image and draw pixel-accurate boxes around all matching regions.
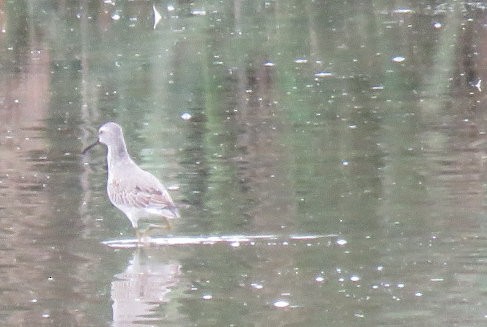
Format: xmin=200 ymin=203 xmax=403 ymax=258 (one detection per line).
xmin=109 ymin=168 xmax=178 ymax=216
xmin=114 ymin=169 xmax=178 ymax=216
xmin=133 ymin=185 xmax=174 ymax=208
xmin=132 ymin=183 xmax=179 ymax=218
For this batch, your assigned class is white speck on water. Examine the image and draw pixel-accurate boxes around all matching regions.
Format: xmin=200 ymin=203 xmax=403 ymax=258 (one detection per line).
xmin=153 ymin=4 xmax=162 ymax=29
xmin=230 ymin=241 xmax=240 ymax=247
xmin=251 ymin=283 xmax=263 ymax=289
xmin=42 ymin=312 xmax=50 ymax=318
xmin=392 ymin=8 xmax=414 ymax=14
xmin=315 ymin=275 xmax=325 ymax=282
xmin=415 ymin=292 xmax=423 ymax=297
xmin=342 ymin=160 xmax=349 ymax=166
xmin=314 ymin=71 xmax=334 ymax=78
xmin=202 ymin=294 xmax=213 ymax=300
xmin=111 ymin=13 xmax=121 ymax=20
xmin=397 ymin=283 xmax=405 ymax=288
xmin=350 ymin=275 xmax=361 ymax=282
xmin=167 ymin=4 xmax=175 ymax=11
xmin=192 ymin=9 xmax=206 ymax=16
xmin=377 ymin=265 xmax=384 ymax=271
xmin=433 ymin=22 xmax=442 ymax=29
xmin=473 ymin=79 xmax=482 ymax=92
xmin=430 ymin=278 xmax=444 ymax=282
xmin=264 ymin=62 xmax=275 ymax=67
xmin=181 ymin=113 xmax=192 ymax=120
xmin=167 ymin=185 xmax=179 ymax=191
xmin=273 ymin=300 xmax=289 ymax=308
xmin=336 ymin=239 xmax=347 ymax=246
xmin=294 ymin=58 xmax=308 ymax=64
xmin=392 ymin=56 xmax=405 ymax=63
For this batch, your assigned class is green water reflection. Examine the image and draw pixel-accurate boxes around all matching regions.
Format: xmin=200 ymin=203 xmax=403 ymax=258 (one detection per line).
xmin=1 ymin=0 xmax=487 ymax=326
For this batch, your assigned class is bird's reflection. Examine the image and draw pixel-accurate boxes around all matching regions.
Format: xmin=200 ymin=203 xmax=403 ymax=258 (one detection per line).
xmin=111 ymin=248 xmax=181 ymax=326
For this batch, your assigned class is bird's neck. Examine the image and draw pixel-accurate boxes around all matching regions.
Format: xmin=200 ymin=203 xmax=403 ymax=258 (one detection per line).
xmin=107 ymin=141 xmax=131 ymax=170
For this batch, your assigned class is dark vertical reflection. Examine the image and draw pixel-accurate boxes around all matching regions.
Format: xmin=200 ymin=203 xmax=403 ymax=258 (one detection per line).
xmin=0 ymin=1 xmax=117 ymax=325
xmin=0 ymin=1 xmax=90 ymax=325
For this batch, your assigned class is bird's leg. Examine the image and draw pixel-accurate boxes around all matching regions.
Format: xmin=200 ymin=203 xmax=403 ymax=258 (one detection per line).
xmin=135 ymin=229 xmax=143 ymax=245
xmin=164 ymin=217 xmax=172 ymax=230
xmin=136 ymin=228 xmax=153 ymax=245
xmin=133 ymin=218 xmax=173 ymax=245
xmin=140 ymin=218 xmax=172 ymax=237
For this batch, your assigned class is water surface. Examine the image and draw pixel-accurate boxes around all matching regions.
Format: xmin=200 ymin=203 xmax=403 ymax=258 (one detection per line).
xmin=1 ymin=1 xmax=487 ymax=326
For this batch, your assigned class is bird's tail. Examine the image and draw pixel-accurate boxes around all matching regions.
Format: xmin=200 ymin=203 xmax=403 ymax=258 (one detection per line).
xmin=169 ymin=206 xmax=180 ymax=219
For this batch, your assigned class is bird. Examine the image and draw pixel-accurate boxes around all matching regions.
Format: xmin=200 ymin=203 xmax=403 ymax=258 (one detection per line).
xmin=82 ymin=122 xmax=180 ymax=241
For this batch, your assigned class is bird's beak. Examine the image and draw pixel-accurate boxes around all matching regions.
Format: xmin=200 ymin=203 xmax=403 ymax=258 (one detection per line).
xmin=82 ymin=140 xmax=100 ymax=155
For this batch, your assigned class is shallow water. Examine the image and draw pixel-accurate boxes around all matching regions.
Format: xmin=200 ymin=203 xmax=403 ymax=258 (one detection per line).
xmin=2 ymin=0 xmax=487 ymax=326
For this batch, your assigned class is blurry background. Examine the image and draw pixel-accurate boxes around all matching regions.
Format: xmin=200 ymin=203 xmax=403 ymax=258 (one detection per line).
xmin=1 ymin=0 xmax=487 ymax=326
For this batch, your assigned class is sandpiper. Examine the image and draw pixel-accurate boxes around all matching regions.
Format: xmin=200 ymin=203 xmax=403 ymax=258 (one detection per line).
xmin=82 ymin=122 xmax=180 ymax=241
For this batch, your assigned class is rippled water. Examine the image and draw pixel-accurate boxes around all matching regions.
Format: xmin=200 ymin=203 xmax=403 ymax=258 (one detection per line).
xmin=2 ymin=1 xmax=487 ymax=326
